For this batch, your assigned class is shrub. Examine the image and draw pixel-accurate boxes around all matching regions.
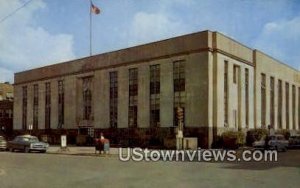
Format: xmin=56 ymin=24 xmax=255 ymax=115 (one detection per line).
xmin=246 ymin=128 xmax=268 ymax=146
xmin=222 ymin=131 xmax=245 ymax=149
xmin=211 ymin=135 xmax=223 ymax=149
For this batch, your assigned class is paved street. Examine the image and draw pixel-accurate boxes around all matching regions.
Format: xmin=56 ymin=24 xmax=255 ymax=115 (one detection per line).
xmin=0 ymin=150 xmax=299 ymax=188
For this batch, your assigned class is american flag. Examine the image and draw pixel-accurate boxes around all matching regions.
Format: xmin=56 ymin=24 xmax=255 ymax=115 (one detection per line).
xmin=91 ymin=2 xmax=100 ymax=14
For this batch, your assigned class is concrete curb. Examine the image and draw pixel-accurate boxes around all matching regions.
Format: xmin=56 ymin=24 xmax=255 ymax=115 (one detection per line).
xmin=46 ymin=146 xmax=120 ymax=157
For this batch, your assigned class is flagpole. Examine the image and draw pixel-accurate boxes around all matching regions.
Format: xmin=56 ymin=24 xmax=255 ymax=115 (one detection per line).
xmin=89 ymin=0 xmax=92 ymax=56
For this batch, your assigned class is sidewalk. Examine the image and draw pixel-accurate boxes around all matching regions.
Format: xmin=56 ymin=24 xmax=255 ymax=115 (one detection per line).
xmin=47 ymin=146 xmax=120 ymax=156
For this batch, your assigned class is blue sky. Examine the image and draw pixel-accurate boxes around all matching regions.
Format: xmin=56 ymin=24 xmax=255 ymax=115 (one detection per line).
xmin=0 ymin=0 xmax=299 ymax=83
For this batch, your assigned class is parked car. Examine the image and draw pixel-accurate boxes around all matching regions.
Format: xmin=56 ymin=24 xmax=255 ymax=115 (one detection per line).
xmin=288 ymin=135 xmax=300 ymax=149
xmin=253 ymin=134 xmax=288 ymax=151
xmin=8 ymin=135 xmax=49 ymax=153
xmin=0 ymin=136 xmax=8 ymax=151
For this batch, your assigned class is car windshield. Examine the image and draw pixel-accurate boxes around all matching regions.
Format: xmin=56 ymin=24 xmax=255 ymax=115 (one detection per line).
xmin=22 ymin=136 xmax=39 ymax=142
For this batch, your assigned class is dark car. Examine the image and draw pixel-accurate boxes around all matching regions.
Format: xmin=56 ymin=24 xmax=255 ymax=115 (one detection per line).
xmin=0 ymin=136 xmax=8 ymax=151
xmin=288 ymin=135 xmax=300 ymax=149
xmin=8 ymin=135 xmax=49 ymax=153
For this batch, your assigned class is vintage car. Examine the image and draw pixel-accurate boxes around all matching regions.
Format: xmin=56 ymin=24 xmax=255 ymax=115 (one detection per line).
xmin=288 ymin=135 xmax=300 ymax=149
xmin=0 ymin=136 xmax=8 ymax=151
xmin=253 ymin=134 xmax=288 ymax=152
xmin=8 ymin=135 xmax=49 ymax=153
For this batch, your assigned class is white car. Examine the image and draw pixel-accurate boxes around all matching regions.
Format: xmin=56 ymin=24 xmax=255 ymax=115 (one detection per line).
xmin=253 ymin=134 xmax=288 ymax=152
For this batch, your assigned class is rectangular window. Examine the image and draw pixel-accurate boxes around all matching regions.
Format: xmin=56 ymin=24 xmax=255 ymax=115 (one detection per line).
xmin=261 ymin=73 xmax=266 ymax=127
xmin=292 ymin=85 xmax=296 ymax=130
xmin=22 ymin=86 xmax=27 ymax=130
xmin=233 ymin=65 xmax=238 ymax=84
xmin=150 ymin=65 xmax=160 ymax=127
xmin=109 ymin=71 xmax=118 ymax=128
xmin=173 ymin=60 xmax=185 ymax=126
xmin=45 ymin=82 xmax=51 ymax=129
xmin=129 ymin=68 xmax=138 ymax=128
xmin=245 ymin=68 xmax=249 ymax=128
xmin=278 ymin=80 xmax=282 ymax=129
xmin=224 ymin=61 xmax=229 ymax=126
xmin=270 ymin=77 xmax=275 ymax=126
xmin=58 ymin=80 xmax=64 ymax=128
xmin=286 ymin=82 xmax=289 ymax=129
xmin=83 ymin=77 xmax=92 ymax=120
xmin=173 ymin=60 xmax=185 ymax=92
xmin=33 ymin=84 xmax=39 ymax=130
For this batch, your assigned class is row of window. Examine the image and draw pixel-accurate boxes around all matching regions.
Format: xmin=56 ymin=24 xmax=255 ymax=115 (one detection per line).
xmin=224 ymin=61 xmax=249 ymax=128
xmin=22 ymin=81 xmax=64 ymax=130
xmin=22 ymin=61 xmax=186 ymax=130
xmin=261 ymin=73 xmax=300 ymax=129
xmin=114 ymin=60 xmax=186 ymax=128
xmin=224 ymin=62 xmax=300 ymax=130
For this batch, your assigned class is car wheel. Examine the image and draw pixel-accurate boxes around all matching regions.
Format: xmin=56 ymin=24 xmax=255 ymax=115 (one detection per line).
xmin=9 ymin=148 xmax=14 ymax=152
xmin=283 ymin=147 xmax=287 ymax=152
xmin=24 ymin=147 xmax=30 ymax=153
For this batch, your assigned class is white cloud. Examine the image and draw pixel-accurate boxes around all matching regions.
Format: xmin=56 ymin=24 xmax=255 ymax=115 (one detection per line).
xmin=254 ymin=17 xmax=300 ymax=70
xmin=0 ymin=0 xmax=75 ymax=83
xmin=127 ymin=11 xmax=188 ymax=46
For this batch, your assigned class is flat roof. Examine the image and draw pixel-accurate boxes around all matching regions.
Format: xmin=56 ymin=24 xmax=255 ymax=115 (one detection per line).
xmin=14 ymin=30 xmax=299 ymax=84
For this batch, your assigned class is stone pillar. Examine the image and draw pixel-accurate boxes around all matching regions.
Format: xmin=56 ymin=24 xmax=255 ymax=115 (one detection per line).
xmin=265 ymin=76 xmax=270 ymax=127
xmin=186 ymin=53 xmax=210 ymax=128
xmin=51 ymin=80 xmax=58 ymax=129
xmin=282 ymin=82 xmax=286 ymax=129
xmin=208 ymin=52 xmax=214 ymax=148
xmin=273 ymin=79 xmax=278 ymax=130
xmin=94 ymin=70 xmax=109 ymax=129
xmin=239 ymin=67 xmax=245 ymax=130
xmin=227 ymin=61 xmax=234 ymax=129
xmin=118 ymin=66 xmax=129 ymax=128
xmin=64 ymin=76 xmax=77 ymax=129
xmin=160 ymin=60 xmax=174 ymax=127
xmin=211 ymin=53 xmax=223 ymax=131
xmin=248 ymin=68 xmax=255 ymax=129
xmin=288 ymin=84 xmax=293 ymax=130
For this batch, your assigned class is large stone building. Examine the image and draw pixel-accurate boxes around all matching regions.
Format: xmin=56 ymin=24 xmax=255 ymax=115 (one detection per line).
xmin=13 ymin=30 xmax=300 ymax=147
xmin=0 ymin=83 xmax=14 ymax=137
